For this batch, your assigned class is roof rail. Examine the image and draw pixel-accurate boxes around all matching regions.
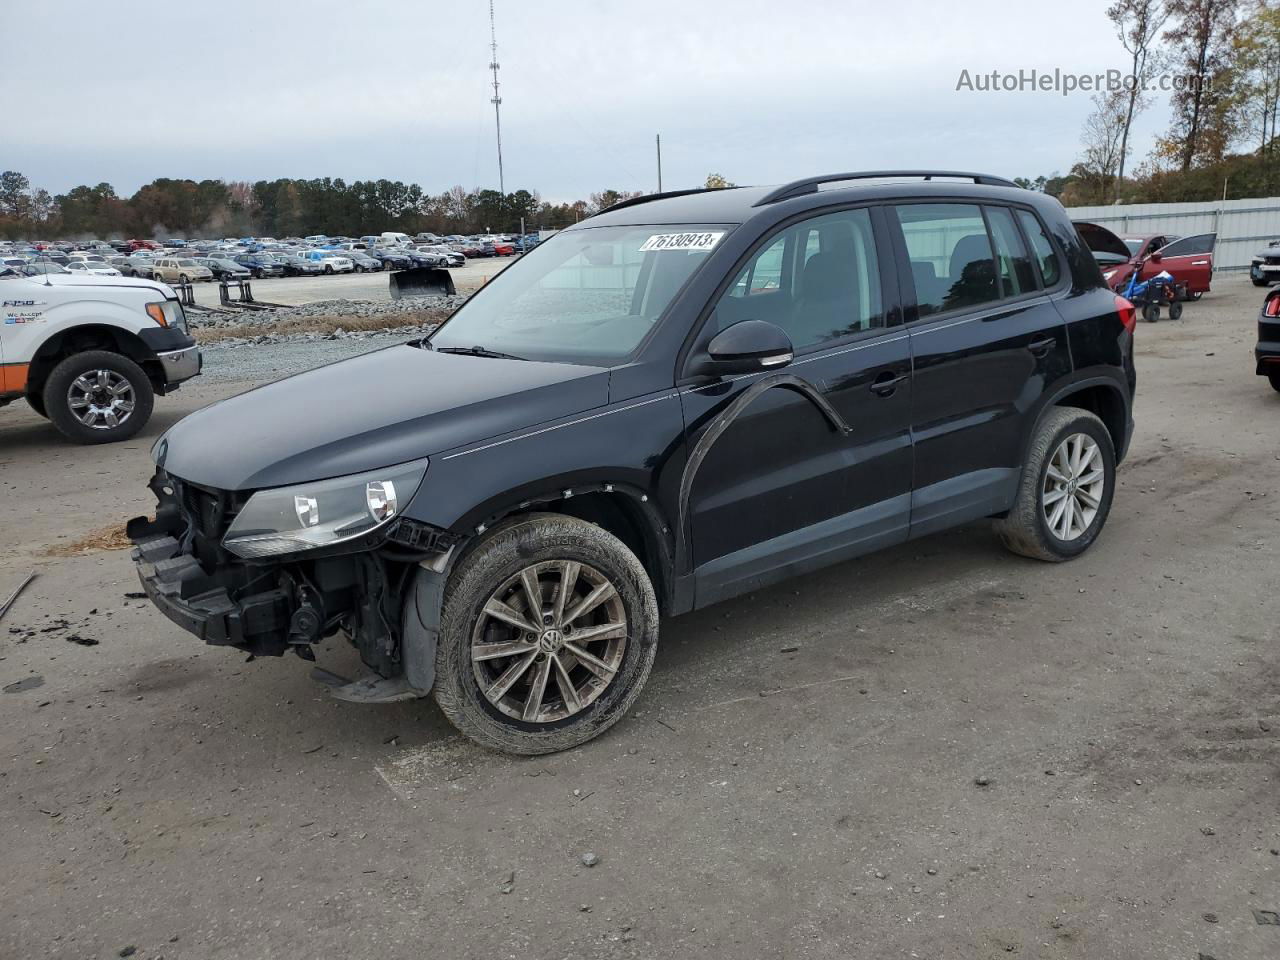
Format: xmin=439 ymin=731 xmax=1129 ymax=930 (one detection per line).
xmin=753 ymin=171 xmax=1019 ymax=206
xmin=596 ymin=186 xmax=739 ymax=216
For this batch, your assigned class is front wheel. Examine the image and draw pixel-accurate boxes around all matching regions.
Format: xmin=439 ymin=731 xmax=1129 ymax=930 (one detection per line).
xmin=42 ymin=350 xmax=155 ymax=444
xmin=324 ymin=264 xmax=334 ymax=274
xmin=993 ymin=407 xmax=1116 ymax=562
xmin=1142 ymin=302 xmax=1160 ymax=323
xmin=433 ymin=514 xmax=659 ymax=755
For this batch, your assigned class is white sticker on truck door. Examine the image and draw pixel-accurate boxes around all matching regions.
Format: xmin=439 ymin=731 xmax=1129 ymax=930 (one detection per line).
xmin=639 ymin=231 xmax=725 ymax=252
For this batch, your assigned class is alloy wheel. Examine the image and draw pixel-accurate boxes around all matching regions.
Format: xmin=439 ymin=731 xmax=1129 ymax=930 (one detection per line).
xmin=67 ymin=369 xmax=135 ymax=430
xmin=1042 ymin=432 xmax=1105 ymax=541
xmin=471 ymin=560 xmax=627 ymax=723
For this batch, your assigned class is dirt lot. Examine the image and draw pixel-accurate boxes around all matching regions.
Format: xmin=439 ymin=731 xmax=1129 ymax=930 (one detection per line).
xmin=0 ymin=278 xmax=1277 ymax=960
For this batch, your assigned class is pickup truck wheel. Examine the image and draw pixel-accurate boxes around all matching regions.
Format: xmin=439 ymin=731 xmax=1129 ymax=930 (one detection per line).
xmin=43 ymin=350 xmax=154 ymax=444
xmin=433 ymin=513 xmax=659 ymax=755
xmin=993 ymin=407 xmax=1115 ymax=562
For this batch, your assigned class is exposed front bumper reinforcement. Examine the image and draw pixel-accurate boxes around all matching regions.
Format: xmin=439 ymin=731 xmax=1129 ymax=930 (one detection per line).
xmin=130 ymin=533 xmax=291 ymax=652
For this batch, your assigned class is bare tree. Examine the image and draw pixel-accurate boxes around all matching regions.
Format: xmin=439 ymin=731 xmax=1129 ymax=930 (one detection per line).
xmin=1108 ymin=0 xmax=1171 ymax=195
xmin=1163 ymin=0 xmax=1241 ymax=170
xmin=1074 ymin=91 xmax=1130 ymax=202
xmin=1233 ymin=0 xmax=1280 ymax=168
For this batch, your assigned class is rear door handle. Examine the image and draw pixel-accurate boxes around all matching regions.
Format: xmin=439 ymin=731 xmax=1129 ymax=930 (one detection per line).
xmin=1028 ymin=336 xmax=1056 ymax=357
xmin=869 ymin=371 xmax=908 ymax=397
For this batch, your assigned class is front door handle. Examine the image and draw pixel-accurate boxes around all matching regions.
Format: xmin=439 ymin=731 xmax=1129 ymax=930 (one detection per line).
xmin=1028 ymin=336 xmax=1057 ymax=357
xmin=869 ymin=371 xmax=908 ymax=397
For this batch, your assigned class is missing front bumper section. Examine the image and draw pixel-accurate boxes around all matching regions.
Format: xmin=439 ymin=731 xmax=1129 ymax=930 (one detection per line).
xmin=131 ymin=534 xmax=293 ymax=655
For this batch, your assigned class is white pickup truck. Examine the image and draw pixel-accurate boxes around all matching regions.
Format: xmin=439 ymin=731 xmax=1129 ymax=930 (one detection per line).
xmin=0 ymin=271 xmax=201 ymax=443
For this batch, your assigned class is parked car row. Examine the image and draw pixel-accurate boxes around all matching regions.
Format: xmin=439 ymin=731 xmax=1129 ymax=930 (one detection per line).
xmin=0 ymin=230 xmax=544 ymax=283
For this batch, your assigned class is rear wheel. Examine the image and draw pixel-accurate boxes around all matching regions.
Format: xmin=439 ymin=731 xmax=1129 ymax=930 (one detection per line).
xmin=324 ymin=264 xmax=334 ymax=274
xmin=1142 ymin=302 xmax=1160 ymax=322
xmin=42 ymin=350 xmax=154 ymax=444
xmin=1168 ymin=299 xmax=1184 ymax=320
xmin=993 ymin=407 xmax=1116 ymax=562
xmin=433 ymin=514 xmax=659 ymax=755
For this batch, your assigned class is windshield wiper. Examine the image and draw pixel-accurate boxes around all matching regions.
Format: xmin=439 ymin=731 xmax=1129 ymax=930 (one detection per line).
xmin=434 ymin=345 xmax=528 ymax=361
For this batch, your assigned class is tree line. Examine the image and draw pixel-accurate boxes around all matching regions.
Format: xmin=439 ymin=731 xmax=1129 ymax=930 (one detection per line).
xmin=1020 ymin=0 xmax=1280 ymax=204
xmin=0 ymin=171 xmax=650 ymax=241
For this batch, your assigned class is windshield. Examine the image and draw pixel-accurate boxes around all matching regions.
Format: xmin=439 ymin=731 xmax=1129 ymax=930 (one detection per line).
xmin=429 ymin=224 xmax=727 ymax=363
xmin=1123 ymin=239 xmax=1143 ymax=255
xmin=178 ymin=259 xmax=198 ymax=266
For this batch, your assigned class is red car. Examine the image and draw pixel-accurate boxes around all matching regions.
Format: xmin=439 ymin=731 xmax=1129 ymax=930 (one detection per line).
xmin=492 ymin=241 xmax=516 ymax=256
xmin=128 ymin=238 xmax=159 ymax=252
xmin=1075 ymin=223 xmax=1215 ymax=300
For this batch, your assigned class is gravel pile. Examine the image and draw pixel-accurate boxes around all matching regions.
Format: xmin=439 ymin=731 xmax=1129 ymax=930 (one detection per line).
xmin=188 ymin=294 xmax=469 ymax=347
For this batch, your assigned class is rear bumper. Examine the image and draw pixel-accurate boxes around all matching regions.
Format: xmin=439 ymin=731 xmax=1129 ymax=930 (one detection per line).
xmin=1257 ymin=319 xmax=1280 ymax=373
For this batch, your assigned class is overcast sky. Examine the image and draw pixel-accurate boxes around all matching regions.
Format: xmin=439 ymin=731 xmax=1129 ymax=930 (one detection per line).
xmin=8 ymin=0 xmax=1167 ymax=201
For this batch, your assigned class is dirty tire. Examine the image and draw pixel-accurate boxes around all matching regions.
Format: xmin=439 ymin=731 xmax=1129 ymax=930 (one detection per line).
xmin=1269 ymin=370 xmax=1280 ymax=393
xmin=1168 ymin=299 xmax=1184 ymax=320
xmin=1142 ymin=301 xmax=1160 ymax=323
xmin=43 ymin=350 xmax=154 ymax=444
xmin=993 ymin=407 xmax=1116 ymax=562
xmin=433 ymin=513 xmax=659 ymax=755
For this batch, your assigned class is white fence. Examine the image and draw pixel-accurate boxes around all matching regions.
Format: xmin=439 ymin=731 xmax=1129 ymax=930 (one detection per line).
xmin=1065 ymin=196 xmax=1280 ymax=272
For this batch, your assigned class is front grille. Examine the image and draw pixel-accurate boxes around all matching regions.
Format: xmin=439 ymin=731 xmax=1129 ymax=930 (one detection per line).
xmin=173 ymin=478 xmax=249 ymax=566
xmin=1265 ymin=256 xmax=1280 ymax=265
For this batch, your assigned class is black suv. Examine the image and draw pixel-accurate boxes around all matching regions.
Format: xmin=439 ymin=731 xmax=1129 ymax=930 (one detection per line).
xmin=129 ymin=171 xmax=1137 ymax=754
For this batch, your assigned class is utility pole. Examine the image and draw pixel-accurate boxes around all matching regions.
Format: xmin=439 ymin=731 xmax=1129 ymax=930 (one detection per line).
xmin=656 ymin=134 xmax=663 ymax=193
xmin=489 ymin=0 xmax=505 ymax=196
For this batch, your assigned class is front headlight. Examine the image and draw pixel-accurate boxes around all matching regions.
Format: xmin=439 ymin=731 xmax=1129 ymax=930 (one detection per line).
xmin=145 ymin=299 xmax=188 ymax=333
xmin=222 ymin=458 xmax=428 ymax=559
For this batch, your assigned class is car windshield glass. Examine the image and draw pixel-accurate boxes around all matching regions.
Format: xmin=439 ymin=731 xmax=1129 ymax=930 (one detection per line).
xmin=178 ymin=259 xmax=197 ymax=266
xmin=1123 ymin=239 xmax=1143 ymax=255
xmin=429 ymin=224 xmax=727 ymax=364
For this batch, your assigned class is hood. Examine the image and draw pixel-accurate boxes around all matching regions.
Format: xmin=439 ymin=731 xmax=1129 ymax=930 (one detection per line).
xmin=1074 ymin=221 xmax=1133 ymax=261
xmin=1255 ymin=242 xmax=1280 ymax=258
xmin=155 ymin=344 xmax=610 ymax=490
xmin=18 ymin=273 xmax=174 ymax=297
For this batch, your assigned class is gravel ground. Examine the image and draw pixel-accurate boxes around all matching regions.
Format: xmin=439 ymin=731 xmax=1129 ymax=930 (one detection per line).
xmin=0 ymin=276 xmax=1277 ymax=960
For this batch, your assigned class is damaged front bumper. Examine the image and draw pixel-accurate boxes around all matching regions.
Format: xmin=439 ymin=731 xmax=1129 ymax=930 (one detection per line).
xmin=131 ymin=533 xmax=292 ymax=650
xmin=128 ymin=470 xmax=460 ymax=685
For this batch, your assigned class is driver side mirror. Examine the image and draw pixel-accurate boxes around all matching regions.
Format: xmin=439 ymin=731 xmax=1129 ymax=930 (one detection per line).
xmin=696 ymin=319 xmax=794 ymax=376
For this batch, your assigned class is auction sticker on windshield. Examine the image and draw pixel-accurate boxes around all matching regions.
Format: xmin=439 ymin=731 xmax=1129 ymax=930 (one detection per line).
xmin=639 ymin=231 xmax=725 ymax=252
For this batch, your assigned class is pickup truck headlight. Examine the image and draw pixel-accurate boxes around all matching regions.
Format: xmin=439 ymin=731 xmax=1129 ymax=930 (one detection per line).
xmin=222 ymin=459 xmax=428 ymax=559
xmin=145 ymin=299 xmax=188 ymax=333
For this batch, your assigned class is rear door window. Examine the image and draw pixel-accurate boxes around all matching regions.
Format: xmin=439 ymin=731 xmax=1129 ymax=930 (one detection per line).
xmin=984 ymin=206 xmax=1038 ymax=297
xmin=1015 ymin=210 xmax=1062 ymax=287
xmin=893 ymin=203 xmax=997 ymax=316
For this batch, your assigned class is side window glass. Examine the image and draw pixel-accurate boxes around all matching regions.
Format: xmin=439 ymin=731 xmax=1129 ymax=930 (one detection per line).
xmin=717 ymin=208 xmax=884 ymax=349
xmin=895 ymin=203 xmax=997 ymax=316
xmin=985 ymin=206 xmax=1037 ymax=297
xmin=726 ymin=235 xmax=785 ymax=298
xmin=1015 ymin=210 xmax=1062 ymax=287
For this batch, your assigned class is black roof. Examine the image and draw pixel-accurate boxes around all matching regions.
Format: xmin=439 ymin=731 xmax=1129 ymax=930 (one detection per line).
xmin=579 ymin=171 xmax=1033 ymax=231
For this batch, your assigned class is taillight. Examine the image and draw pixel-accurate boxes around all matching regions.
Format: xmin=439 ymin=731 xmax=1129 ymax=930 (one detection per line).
xmin=1115 ymin=294 xmax=1137 ymax=334
xmin=1265 ymin=291 xmax=1280 ymax=318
